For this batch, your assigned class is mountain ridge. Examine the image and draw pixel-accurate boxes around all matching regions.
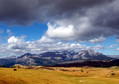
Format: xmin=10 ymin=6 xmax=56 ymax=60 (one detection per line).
xmin=0 ymin=50 xmax=114 ymax=67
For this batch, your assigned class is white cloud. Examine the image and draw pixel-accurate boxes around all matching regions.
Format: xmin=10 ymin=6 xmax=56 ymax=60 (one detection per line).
xmin=7 ymin=36 xmax=25 ymax=43
xmin=46 ymin=16 xmax=92 ymax=41
xmin=38 ymin=36 xmax=54 ymax=43
xmin=46 ymin=23 xmax=75 ymax=40
xmin=89 ymin=36 xmax=105 ymax=43
xmin=8 ymin=36 xmax=19 ymax=43
xmin=0 ymin=35 xmax=108 ymax=57
xmin=92 ymin=45 xmax=104 ymax=50
xmin=7 ymin=36 xmax=26 ymax=43
xmin=0 ymin=35 xmax=92 ymax=57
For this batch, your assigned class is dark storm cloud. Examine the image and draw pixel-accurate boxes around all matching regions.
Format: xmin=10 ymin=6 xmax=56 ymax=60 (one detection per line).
xmin=0 ymin=0 xmax=112 ymax=25
xmin=84 ymin=0 xmax=119 ymax=40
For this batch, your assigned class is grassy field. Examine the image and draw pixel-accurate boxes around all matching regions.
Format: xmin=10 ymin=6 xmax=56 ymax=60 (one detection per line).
xmin=0 ymin=67 xmax=119 ymax=84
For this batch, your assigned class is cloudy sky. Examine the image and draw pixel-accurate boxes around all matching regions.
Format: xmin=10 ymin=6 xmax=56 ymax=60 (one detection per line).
xmin=0 ymin=0 xmax=119 ymax=57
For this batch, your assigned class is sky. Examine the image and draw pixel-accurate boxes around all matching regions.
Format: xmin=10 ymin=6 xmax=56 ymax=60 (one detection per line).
xmin=0 ymin=0 xmax=119 ymax=57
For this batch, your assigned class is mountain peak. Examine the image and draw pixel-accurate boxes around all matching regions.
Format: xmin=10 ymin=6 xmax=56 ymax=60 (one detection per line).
xmin=24 ymin=53 xmax=32 ymax=56
xmin=78 ymin=50 xmax=102 ymax=56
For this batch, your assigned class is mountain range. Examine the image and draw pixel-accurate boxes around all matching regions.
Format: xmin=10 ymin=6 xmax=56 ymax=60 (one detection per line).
xmin=0 ymin=50 xmax=114 ymax=67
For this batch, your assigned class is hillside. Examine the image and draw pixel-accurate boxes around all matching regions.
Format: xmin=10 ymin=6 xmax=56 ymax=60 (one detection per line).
xmin=52 ymin=59 xmax=119 ymax=67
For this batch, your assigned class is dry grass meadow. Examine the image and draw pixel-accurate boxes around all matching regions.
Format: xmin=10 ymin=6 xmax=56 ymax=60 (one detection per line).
xmin=0 ymin=66 xmax=119 ymax=84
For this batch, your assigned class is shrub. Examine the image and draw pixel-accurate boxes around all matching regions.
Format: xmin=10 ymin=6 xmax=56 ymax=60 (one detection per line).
xmin=81 ymin=69 xmax=83 ymax=72
xmin=111 ymin=72 xmax=115 ymax=75
xmin=13 ymin=69 xmax=17 ymax=71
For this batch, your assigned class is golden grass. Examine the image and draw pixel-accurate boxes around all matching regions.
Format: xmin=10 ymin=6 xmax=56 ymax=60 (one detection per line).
xmin=0 ymin=67 xmax=119 ymax=84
